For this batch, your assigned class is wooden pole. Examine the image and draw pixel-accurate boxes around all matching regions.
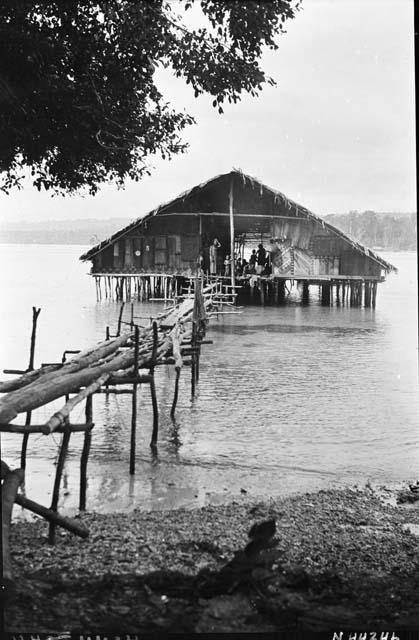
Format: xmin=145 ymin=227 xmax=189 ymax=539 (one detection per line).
xmin=150 ymin=322 xmax=159 ymax=448
xmin=274 ymin=279 xmax=279 ymax=305
xmin=1 ymin=460 xmax=88 ymax=541
xmin=117 ymin=302 xmax=125 ymax=336
xmin=372 ymin=281 xmax=377 ymax=308
xmin=20 ymin=306 xmax=41 ymax=470
xmin=364 ymin=280 xmax=371 ymax=307
xmin=130 ymin=325 xmax=140 ymax=474
xmin=43 ymin=373 xmax=109 ymax=434
xmin=191 ymin=320 xmax=197 ymax=396
xmin=2 ymin=467 xmax=24 ymax=585
xmin=49 ymin=427 xmax=71 ymax=544
xmin=17 ymin=493 xmax=88 ymax=538
xmin=229 ymin=175 xmax=236 ymax=295
xmin=170 ymin=323 xmax=183 ymax=419
xmin=79 ymin=395 xmax=93 ymax=511
xmin=171 ymin=368 xmax=181 ymax=419
xmin=321 ymin=284 xmax=330 ymax=305
xmin=301 ymin=281 xmax=309 ymax=304
xmin=28 ymin=307 xmax=41 ymax=370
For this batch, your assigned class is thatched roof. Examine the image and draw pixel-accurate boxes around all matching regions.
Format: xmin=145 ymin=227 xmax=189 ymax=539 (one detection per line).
xmin=79 ymin=169 xmax=397 ymax=273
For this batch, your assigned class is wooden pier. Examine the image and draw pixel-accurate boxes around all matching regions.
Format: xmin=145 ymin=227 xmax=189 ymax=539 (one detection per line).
xmin=0 ymin=280 xmax=229 ymax=586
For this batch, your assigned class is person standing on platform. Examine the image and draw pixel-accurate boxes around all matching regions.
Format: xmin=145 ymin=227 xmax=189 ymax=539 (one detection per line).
xmin=249 ymin=249 xmax=257 ymax=273
xmin=256 ymin=243 xmax=266 ymax=275
xmin=209 ymin=238 xmax=221 ymax=275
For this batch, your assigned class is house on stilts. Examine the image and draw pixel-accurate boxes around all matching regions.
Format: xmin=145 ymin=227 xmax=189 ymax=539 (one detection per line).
xmin=79 ymin=170 xmax=397 ymax=307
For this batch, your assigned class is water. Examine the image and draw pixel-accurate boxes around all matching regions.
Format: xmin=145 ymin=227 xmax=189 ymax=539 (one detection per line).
xmin=0 ymin=244 xmax=417 ymax=515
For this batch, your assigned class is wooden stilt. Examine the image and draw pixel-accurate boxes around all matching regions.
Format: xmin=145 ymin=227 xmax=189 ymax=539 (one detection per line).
xmin=260 ymin=279 xmax=265 ymax=306
xmin=274 ymin=280 xmax=279 ymax=305
xmin=79 ymin=395 xmax=93 ymax=510
xmin=372 ymin=282 xmax=377 ymax=308
xmin=321 ymin=284 xmax=331 ymax=305
xmin=20 ymin=307 xmax=41 ymax=470
xmin=364 ymin=280 xmax=371 ymax=307
xmin=302 ymin=281 xmax=309 ymax=305
xmin=49 ymin=426 xmax=71 ymax=544
xmin=129 ymin=325 xmax=140 ymax=474
xmin=190 ymin=314 xmax=198 ymax=396
xmin=150 ymin=322 xmax=159 ymax=448
xmin=170 ymin=367 xmax=181 ymax=419
xmin=117 ymin=302 xmax=125 ymax=336
xmin=196 ymin=347 xmax=200 ymax=382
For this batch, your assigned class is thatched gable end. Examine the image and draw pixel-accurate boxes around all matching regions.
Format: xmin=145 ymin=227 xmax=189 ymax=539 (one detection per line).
xmin=80 ymin=170 xmax=397 ymax=278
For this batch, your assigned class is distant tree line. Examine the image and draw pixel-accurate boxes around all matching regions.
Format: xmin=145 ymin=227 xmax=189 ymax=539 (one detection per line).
xmin=0 ymin=218 xmax=131 ymax=245
xmin=324 ymin=211 xmax=417 ymax=251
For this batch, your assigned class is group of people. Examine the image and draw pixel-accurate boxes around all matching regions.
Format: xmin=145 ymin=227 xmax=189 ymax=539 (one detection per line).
xmin=208 ymin=238 xmax=272 ymax=277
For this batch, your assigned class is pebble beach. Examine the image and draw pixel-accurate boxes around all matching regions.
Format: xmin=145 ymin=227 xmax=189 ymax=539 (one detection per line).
xmin=4 ymin=485 xmax=419 ymax=633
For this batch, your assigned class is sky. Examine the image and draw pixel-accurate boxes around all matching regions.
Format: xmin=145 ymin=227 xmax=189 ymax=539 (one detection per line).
xmin=0 ymin=0 xmax=416 ymax=223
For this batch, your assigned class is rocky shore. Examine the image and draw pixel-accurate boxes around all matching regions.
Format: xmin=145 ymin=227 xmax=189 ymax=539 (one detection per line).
xmin=4 ymin=485 xmax=419 ymax=633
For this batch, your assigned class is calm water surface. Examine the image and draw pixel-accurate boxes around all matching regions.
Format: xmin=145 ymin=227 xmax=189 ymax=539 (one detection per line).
xmin=0 ymin=244 xmax=417 ymax=515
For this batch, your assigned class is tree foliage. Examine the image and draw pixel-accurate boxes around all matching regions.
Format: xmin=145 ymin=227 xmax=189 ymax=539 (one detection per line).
xmin=0 ymin=0 xmax=300 ymax=195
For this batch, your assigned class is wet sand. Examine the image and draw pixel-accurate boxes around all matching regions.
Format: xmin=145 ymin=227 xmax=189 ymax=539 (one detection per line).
xmin=4 ymin=485 xmax=419 ymax=633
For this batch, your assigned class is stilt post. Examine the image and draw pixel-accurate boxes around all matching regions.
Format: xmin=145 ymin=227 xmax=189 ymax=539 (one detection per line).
xmin=79 ymin=395 xmax=93 ymax=510
xmin=229 ymin=175 xmax=236 ymax=296
xmin=20 ymin=307 xmax=41 ymax=470
xmin=48 ymin=426 xmax=71 ymax=544
xmin=117 ymin=302 xmax=125 ymax=336
xmin=129 ymin=325 xmax=140 ymax=474
xmin=150 ymin=322 xmax=159 ymax=448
